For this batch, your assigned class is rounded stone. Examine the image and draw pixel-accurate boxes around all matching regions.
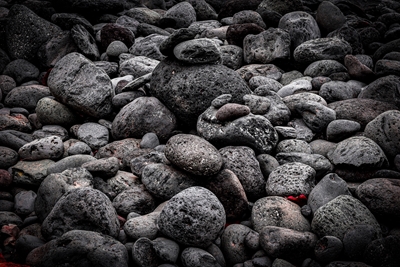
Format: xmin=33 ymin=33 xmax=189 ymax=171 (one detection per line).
xmin=364 ymin=110 xmax=400 ymax=159
xmin=112 ymin=96 xmax=177 ymax=142
xmin=314 ymin=236 xmax=343 ymax=263
xmin=35 ymin=97 xmax=79 ymax=127
xmin=293 ymin=38 xmax=352 ymax=64
xmin=326 ymin=119 xmax=361 ymax=142
xmin=157 ymin=186 xmax=226 ymax=248
xmin=278 ymin=11 xmax=320 ymax=48
xmin=181 ymin=247 xmax=220 ymax=267
xmin=41 ymin=187 xmax=120 ymax=239
xmin=311 ymin=195 xmax=382 ymax=240
xmin=251 ymin=196 xmax=311 ymax=233
xmin=0 ymin=146 xmax=19 ymax=169
xmin=307 ymin=173 xmax=351 ymax=215
xmin=165 ymin=134 xmax=223 ymax=177
xmin=216 ymin=103 xmax=250 ymax=122
xmin=112 ymin=187 xmax=155 ymax=217
xmin=173 ymin=38 xmax=221 ymax=64
xmin=160 ymin=2 xmax=196 ymax=29
xmin=355 ymin=178 xmax=400 ymax=223
xmin=18 ymin=136 xmax=64 ymax=161
xmin=266 ymin=162 xmax=316 ymax=197
xmin=77 ymin=122 xmax=109 ymax=150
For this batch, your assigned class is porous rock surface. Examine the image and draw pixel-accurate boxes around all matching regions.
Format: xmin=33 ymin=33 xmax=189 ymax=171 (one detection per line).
xmin=1 ymin=0 xmax=400 ymax=266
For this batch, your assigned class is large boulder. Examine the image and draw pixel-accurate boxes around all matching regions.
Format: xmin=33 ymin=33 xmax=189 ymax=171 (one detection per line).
xmin=149 ymin=57 xmax=251 ymax=127
xmin=47 ymin=52 xmax=114 ymax=118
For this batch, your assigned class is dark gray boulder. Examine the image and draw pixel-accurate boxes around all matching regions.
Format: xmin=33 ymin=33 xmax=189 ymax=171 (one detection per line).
xmin=251 ymin=196 xmax=311 ymax=233
xmin=165 ymin=134 xmax=223 ymax=176
xmin=219 ymin=146 xmax=265 ymax=201
xmin=358 ymin=75 xmax=400 ymax=109
xmin=35 ymin=167 xmax=94 ymax=222
xmin=157 ymin=186 xmax=225 ymax=248
xmin=112 ymin=97 xmax=177 ymax=142
xmin=266 ymin=162 xmax=315 ymax=197
xmin=243 ymin=28 xmax=291 ymax=64
xmin=259 ymin=226 xmax=317 ymax=264
xmin=315 ymin=1 xmax=346 ymax=34
xmin=141 ymin=163 xmax=199 ymax=201
xmin=221 ymin=224 xmax=257 ymax=266
xmin=311 ymin=195 xmax=382 ymax=240
xmin=71 ymin=24 xmax=99 ymax=61
xmin=27 ymin=230 xmax=128 ymax=267
xmin=328 ymin=98 xmax=398 ymax=128
xmin=160 ymin=2 xmax=196 ymax=29
xmin=307 ymin=173 xmax=351 ymax=215
xmin=364 ymin=110 xmax=400 ymax=158
xmin=327 ymin=136 xmax=388 ymax=181
xmin=278 ymin=11 xmax=320 ymax=49
xmin=113 ymin=187 xmax=155 ymax=217
xmin=197 ymin=107 xmax=279 ymax=154
xmin=2 ymin=59 xmax=39 ymax=84
xmin=355 ymin=178 xmax=400 ymax=223
xmin=204 ymin=169 xmax=248 ymax=221
xmin=4 ymin=85 xmax=51 ymax=112
xmin=18 ymin=136 xmax=64 ymax=161
xmin=173 ymin=38 xmax=221 ymax=64
xmin=47 ymin=52 xmax=114 ymax=119
xmin=149 ymin=57 xmax=251 ymax=127
xmin=41 ymin=188 xmax=120 ymax=239
xmin=293 ymin=38 xmax=352 ymax=64
xmin=6 ymin=4 xmax=62 ymax=62
xmin=181 ymin=247 xmax=221 ymax=267
xmin=35 ymin=97 xmax=79 ymax=127
xmin=11 ymin=159 xmax=55 ymax=187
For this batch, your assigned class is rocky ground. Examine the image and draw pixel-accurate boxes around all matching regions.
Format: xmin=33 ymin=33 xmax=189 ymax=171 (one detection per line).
xmin=1 ymin=0 xmax=400 ymax=266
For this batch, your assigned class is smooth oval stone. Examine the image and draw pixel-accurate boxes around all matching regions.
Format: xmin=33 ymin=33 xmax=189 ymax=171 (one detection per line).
xmin=157 ymin=187 xmax=226 ymax=248
xmin=314 ymin=236 xmax=343 ymax=263
xmin=173 ymin=38 xmax=221 ymax=64
xmin=152 ymin=237 xmax=180 ymax=263
xmin=326 ymin=119 xmax=361 ymax=142
xmin=0 ymin=146 xmax=19 ymax=169
xmin=304 ymin=60 xmax=347 ymax=78
xmin=307 ymin=173 xmax=351 ymax=215
xmin=319 ymin=81 xmax=358 ymax=103
xmin=342 ymin=225 xmax=380 ymax=261
xmin=311 ymin=195 xmax=382 ymax=240
xmin=124 ymin=212 xmax=160 ymax=241
xmin=293 ymin=37 xmax=352 ymax=64
xmin=215 ymin=103 xmax=250 ymax=121
xmin=277 ymin=79 xmax=312 ymax=98
xmin=165 ymin=134 xmax=223 ymax=176
xmin=160 ymin=2 xmax=196 ymax=29
xmin=278 ymin=11 xmax=320 ymax=48
xmin=315 ymin=1 xmax=346 ymax=34
xmin=46 ymin=155 xmax=96 ymax=175
xmin=4 ymin=85 xmax=51 ymax=112
xmin=252 ymin=196 xmax=311 ymax=233
xmin=266 ymin=162 xmax=316 ymax=197
xmin=14 ymin=190 xmax=36 ymax=216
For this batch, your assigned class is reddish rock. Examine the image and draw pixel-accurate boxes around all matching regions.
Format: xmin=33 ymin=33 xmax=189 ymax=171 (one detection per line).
xmin=216 ymin=103 xmax=250 ymax=122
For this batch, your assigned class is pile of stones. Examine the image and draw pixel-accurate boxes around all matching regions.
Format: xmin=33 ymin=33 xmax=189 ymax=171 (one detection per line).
xmin=0 ymin=0 xmax=400 ymax=266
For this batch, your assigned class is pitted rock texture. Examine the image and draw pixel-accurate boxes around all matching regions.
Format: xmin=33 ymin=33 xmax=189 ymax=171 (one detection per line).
xmin=157 ymin=187 xmax=226 ymax=248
